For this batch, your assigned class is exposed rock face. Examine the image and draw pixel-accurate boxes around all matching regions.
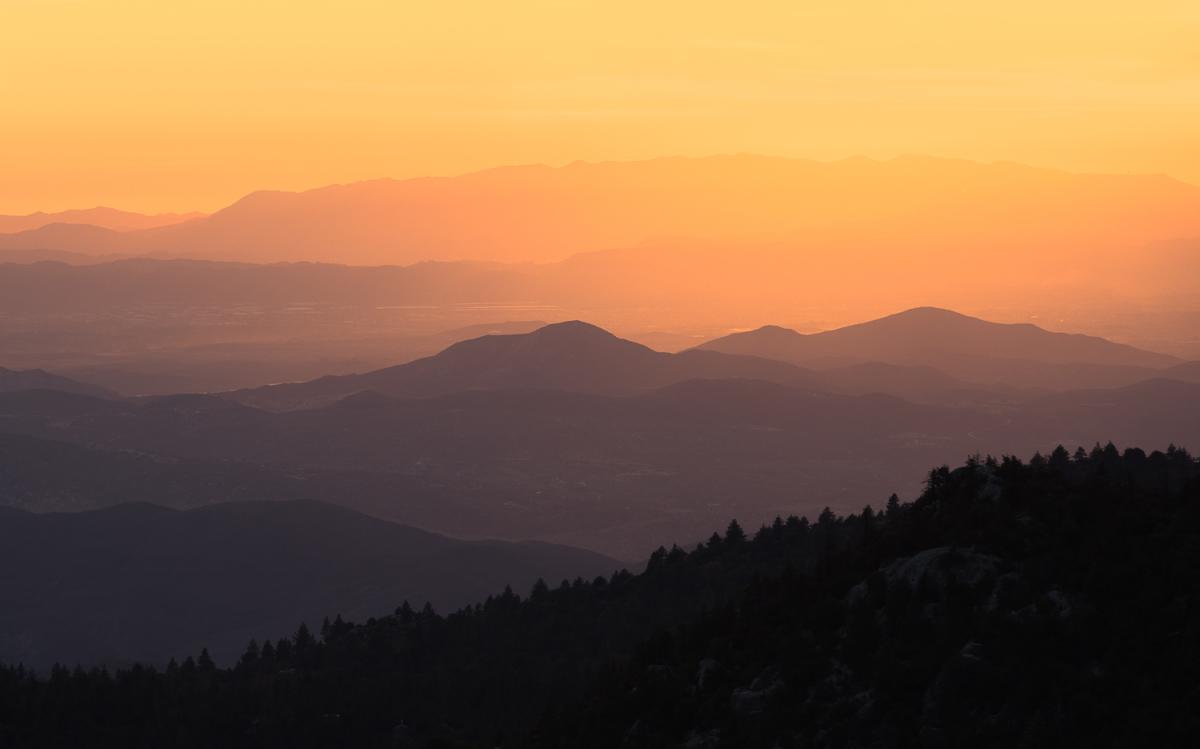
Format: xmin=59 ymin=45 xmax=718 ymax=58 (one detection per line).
xmin=681 ymin=728 xmax=720 ymax=749
xmin=847 ymin=546 xmax=1002 ymax=609
xmin=730 ymin=667 xmax=784 ymax=717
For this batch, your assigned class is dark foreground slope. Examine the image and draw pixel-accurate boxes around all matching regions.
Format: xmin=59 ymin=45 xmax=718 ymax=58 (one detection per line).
xmin=1 ymin=446 xmax=1197 ymax=748
xmin=0 ymin=501 xmax=616 ymax=670
xmin=4 ymin=374 xmax=1200 ymax=559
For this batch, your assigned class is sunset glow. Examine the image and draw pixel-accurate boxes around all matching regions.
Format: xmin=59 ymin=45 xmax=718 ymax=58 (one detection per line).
xmin=4 ymin=0 xmax=1199 ymax=213
xmin=3 ymin=3 xmax=1200 ymax=742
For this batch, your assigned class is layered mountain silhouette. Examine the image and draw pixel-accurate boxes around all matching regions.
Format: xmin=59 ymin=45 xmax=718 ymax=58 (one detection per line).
xmin=4 ymin=449 xmax=1198 ymax=746
xmin=1 ymin=320 xmax=1197 ymax=558
xmin=2 ymin=156 xmax=1199 ymax=267
xmin=0 ymin=500 xmax=616 ymax=669
xmin=0 ymin=223 xmax=131 ymax=259
xmin=4 ymin=159 xmax=1197 ymax=346
xmin=700 ymin=307 xmax=1177 ymax=367
xmin=0 ymin=431 xmax=321 ymax=513
xmin=0 ymin=247 xmax=99 ymax=264
xmin=698 ymin=307 xmax=1180 ymax=389
xmin=0 ymin=207 xmax=202 ymax=235
xmin=1164 ymin=360 xmax=1200 ymax=382
xmin=228 ymin=320 xmax=821 ymax=410
xmin=2 ymin=253 xmax=1196 ymax=392
xmin=817 ymin=361 xmax=1019 ymax=405
xmin=227 ymin=312 xmax=1184 ymax=410
xmin=5 ymin=151 xmax=1199 ymax=747
xmin=0 ymin=381 xmax=998 ymax=560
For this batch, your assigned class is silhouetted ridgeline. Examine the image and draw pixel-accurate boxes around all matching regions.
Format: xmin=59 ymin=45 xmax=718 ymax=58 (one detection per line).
xmin=0 ymin=500 xmax=618 ymax=670
xmin=4 ymin=320 xmax=1199 ymax=560
xmin=1 ymin=445 xmax=1197 ymax=747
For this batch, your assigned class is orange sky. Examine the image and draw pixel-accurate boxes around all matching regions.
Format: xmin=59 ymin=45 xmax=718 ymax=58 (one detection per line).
xmin=3 ymin=0 xmax=1199 ymax=214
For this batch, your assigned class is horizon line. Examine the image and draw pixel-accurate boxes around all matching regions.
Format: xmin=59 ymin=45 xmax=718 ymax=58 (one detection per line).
xmin=5 ymin=152 xmax=1197 ymax=219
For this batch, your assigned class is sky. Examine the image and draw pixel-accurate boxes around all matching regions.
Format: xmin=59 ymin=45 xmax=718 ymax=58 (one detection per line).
xmin=3 ymin=0 xmax=1199 ymax=214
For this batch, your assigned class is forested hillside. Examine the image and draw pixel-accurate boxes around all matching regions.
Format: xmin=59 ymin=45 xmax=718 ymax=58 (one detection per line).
xmin=1 ymin=444 xmax=1197 ymax=748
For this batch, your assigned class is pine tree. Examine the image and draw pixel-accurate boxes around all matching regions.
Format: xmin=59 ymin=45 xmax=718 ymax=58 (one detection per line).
xmin=239 ymin=639 xmax=259 ymax=669
xmin=725 ymin=519 xmax=746 ymax=543
xmin=196 ymin=649 xmax=215 ymax=672
xmin=294 ymin=622 xmax=315 ymax=651
xmin=1049 ymin=444 xmax=1070 ymax=467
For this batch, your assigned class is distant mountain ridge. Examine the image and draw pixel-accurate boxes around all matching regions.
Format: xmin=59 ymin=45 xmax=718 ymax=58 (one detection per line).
xmin=0 ymin=207 xmax=203 ymax=234
xmin=4 ymin=449 xmax=1198 ymax=747
xmin=228 ymin=310 xmax=1181 ymax=410
xmin=0 ymin=500 xmax=616 ymax=669
xmin=2 ymin=155 xmax=1199 ymax=267
xmin=700 ymin=307 xmax=1177 ymax=367
xmin=0 ymin=223 xmax=130 ymax=258
xmin=698 ymin=307 xmax=1179 ymax=389
xmin=228 ymin=320 xmax=824 ymax=410
xmin=2 ymin=343 xmax=1198 ymax=558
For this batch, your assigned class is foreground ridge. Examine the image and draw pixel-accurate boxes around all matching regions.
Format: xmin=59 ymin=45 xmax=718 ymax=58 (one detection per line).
xmin=1 ymin=444 xmax=1197 ymax=748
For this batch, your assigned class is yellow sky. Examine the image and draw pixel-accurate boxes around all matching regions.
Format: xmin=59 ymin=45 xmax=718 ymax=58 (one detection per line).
xmin=2 ymin=0 xmax=1198 ymax=214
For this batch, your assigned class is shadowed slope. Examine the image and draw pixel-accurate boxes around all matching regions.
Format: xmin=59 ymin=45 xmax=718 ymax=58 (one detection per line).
xmin=1163 ymin=360 xmax=1200 ymax=382
xmin=3 ymin=373 xmax=1198 ymax=559
xmin=229 ymin=320 xmax=822 ymax=410
xmin=699 ymin=307 xmax=1178 ymax=389
xmin=702 ymin=307 xmax=1177 ymax=367
xmin=0 ymin=500 xmax=617 ymax=669
xmin=4 ymin=450 xmax=1198 ymax=747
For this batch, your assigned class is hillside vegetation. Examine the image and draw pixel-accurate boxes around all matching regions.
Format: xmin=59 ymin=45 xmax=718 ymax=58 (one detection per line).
xmin=1 ymin=444 xmax=1197 ymax=747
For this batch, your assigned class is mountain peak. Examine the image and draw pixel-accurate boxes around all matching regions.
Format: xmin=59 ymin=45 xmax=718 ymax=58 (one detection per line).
xmin=528 ymin=320 xmax=618 ymax=340
xmin=859 ymin=307 xmax=992 ymax=332
xmin=891 ymin=306 xmax=970 ymax=319
xmin=754 ymin=324 xmax=805 ymax=337
xmin=434 ymin=320 xmax=630 ymax=358
xmin=449 ymin=320 xmax=646 ymax=361
xmin=698 ymin=306 xmax=1178 ymax=375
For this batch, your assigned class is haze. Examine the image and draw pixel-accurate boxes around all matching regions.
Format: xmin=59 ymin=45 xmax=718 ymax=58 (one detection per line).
xmin=3 ymin=4 xmax=1200 ymax=745
xmin=3 ymin=0 xmax=1200 ymax=213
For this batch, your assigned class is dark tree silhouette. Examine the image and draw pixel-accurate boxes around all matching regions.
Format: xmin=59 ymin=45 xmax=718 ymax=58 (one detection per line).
xmin=1 ymin=446 xmax=1196 ymax=748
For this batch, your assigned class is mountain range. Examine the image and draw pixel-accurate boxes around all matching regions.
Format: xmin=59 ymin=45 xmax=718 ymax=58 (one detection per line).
xmin=1 ymin=311 xmax=1196 ymax=558
xmin=228 ymin=320 xmax=819 ymax=410
xmin=0 ymin=500 xmax=615 ymax=670
xmin=698 ymin=307 xmax=1181 ymax=390
xmin=700 ymin=307 xmax=1176 ymax=368
xmin=5 ymin=449 xmax=1197 ymax=746
xmin=1 ymin=303 xmax=1198 ymax=676
xmin=2 ymin=156 xmax=1199 ymax=271
xmin=228 ymin=308 xmax=1187 ymax=410
xmin=4 ymin=158 xmax=1197 ymax=367
xmin=0 ymin=207 xmax=203 ymax=235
